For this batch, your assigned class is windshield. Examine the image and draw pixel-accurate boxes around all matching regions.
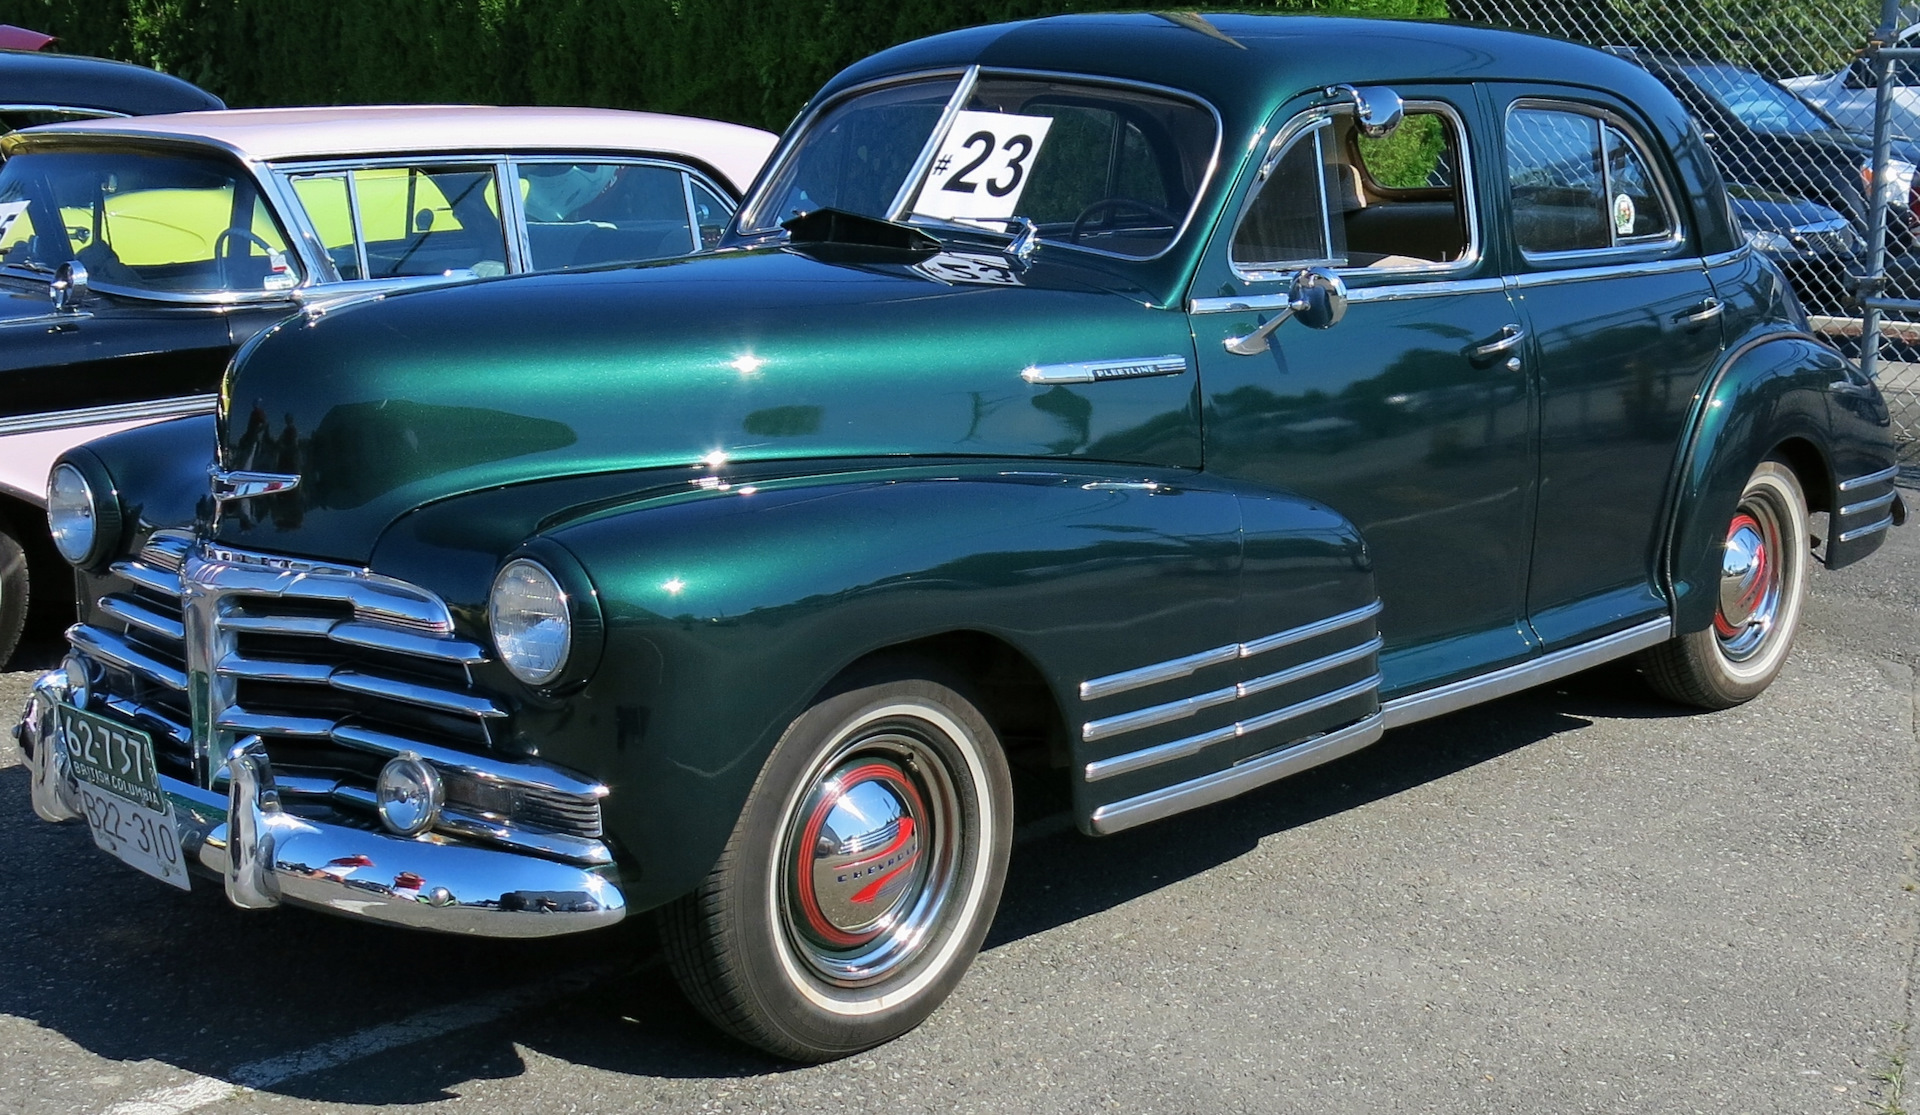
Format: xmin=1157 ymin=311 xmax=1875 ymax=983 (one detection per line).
xmin=1681 ymin=64 xmax=1836 ymax=136
xmin=0 ymin=148 xmax=300 ymax=294
xmin=742 ymin=73 xmax=1219 ymax=258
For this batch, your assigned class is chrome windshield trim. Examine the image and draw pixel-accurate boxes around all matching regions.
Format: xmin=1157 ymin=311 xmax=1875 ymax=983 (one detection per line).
xmin=1080 ymin=601 xmax=1382 ymax=700
xmin=1088 ymin=712 xmax=1384 ymax=833
xmin=0 ymin=393 xmax=216 ymax=438
xmin=1837 ymin=515 xmax=1895 ymax=544
xmin=1838 ymin=464 xmax=1900 ymax=491
xmin=1839 ymin=490 xmax=1899 ymax=517
xmin=1022 ymin=354 xmax=1187 ymax=386
xmin=886 ymin=65 xmax=982 ymax=220
xmin=1382 ymin=617 xmax=1671 ymax=729
xmin=1085 ymin=672 xmax=1381 ymax=782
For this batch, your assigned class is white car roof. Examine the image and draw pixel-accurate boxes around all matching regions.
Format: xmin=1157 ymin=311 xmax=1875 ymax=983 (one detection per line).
xmin=18 ymin=105 xmax=779 ymax=193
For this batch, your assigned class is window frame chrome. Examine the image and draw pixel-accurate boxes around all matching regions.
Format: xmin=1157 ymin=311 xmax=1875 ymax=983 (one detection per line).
xmin=274 ymin=155 xmax=520 ymax=282
xmin=737 ymin=65 xmax=1226 ymax=265
xmin=1228 ymin=95 xmax=1483 ymax=285
xmin=1503 ymin=97 xmax=1688 ymax=267
xmin=503 ymin=155 xmax=736 ymax=267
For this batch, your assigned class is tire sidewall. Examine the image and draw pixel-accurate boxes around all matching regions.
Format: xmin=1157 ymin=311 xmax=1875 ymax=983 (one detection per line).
xmin=0 ymin=520 xmax=28 ymax=670
xmin=722 ymin=672 xmax=1013 ymax=1056
xmin=1690 ymin=460 xmax=1809 ymax=702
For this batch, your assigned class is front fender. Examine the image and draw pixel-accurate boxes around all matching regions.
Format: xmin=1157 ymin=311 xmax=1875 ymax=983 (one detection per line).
xmin=1666 ymin=332 xmax=1876 ymax=635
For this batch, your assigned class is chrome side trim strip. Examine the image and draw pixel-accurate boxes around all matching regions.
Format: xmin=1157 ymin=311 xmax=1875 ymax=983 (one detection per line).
xmin=0 ymin=394 xmax=217 ymax=438
xmin=1837 ymin=515 xmax=1895 ymax=544
xmin=1022 ymin=354 xmax=1187 ymax=386
xmin=1079 ymin=601 xmax=1382 ymax=701
xmin=96 ymin=595 xmax=185 ymax=642
xmin=1082 ymin=683 xmax=1238 ymax=743
xmin=1085 ymin=673 xmax=1381 ymax=782
xmin=1838 ymin=465 xmax=1900 ymax=491
xmin=1382 ymin=618 xmax=1672 ymax=729
xmin=1839 ymin=490 xmax=1899 ymax=518
xmin=1080 ymin=643 xmax=1240 ymax=701
xmin=1238 ymin=637 xmax=1382 ymax=698
xmin=1089 ymin=713 xmax=1385 ymax=834
xmin=1701 ymin=246 xmax=1753 ymax=268
xmin=1190 ymin=279 xmax=1506 ymax=315
xmin=1241 ymin=601 xmax=1383 ymax=660
xmin=68 ymin=624 xmax=188 ymax=691
xmin=1509 ymin=257 xmax=1699 ymax=288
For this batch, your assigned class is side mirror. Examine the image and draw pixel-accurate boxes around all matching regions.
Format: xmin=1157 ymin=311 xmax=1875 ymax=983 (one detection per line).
xmin=1288 ymin=266 xmax=1348 ymax=330
xmin=1221 ymin=266 xmax=1348 ymax=356
xmin=1326 ymin=84 xmax=1404 ymax=138
xmin=49 ymin=259 xmax=87 ymax=313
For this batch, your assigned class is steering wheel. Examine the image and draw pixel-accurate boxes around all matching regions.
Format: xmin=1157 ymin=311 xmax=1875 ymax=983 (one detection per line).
xmin=1068 ymin=198 xmax=1180 ymax=244
xmin=213 ymin=227 xmax=281 ymax=288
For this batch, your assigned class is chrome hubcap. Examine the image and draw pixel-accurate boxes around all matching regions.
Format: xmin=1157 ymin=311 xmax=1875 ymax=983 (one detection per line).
xmin=1715 ymin=506 xmax=1782 ymax=661
xmin=780 ymin=727 xmax=962 ymax=987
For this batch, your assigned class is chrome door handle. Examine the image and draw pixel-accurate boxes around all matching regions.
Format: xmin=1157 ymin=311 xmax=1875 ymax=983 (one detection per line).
xmin=1675 ymin=297 xmax=1723 ymax=325
xmin=1467 ymin=324 xmax=1525 ymax=359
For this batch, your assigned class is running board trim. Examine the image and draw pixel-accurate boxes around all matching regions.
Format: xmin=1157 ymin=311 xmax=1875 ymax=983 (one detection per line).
xmin=1381 ymin=617 xmax=1672 ymax=729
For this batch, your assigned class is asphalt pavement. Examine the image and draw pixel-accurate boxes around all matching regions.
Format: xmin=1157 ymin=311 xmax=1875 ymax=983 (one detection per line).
xmin=3 ymin=501 xmax=1918 ymax=1115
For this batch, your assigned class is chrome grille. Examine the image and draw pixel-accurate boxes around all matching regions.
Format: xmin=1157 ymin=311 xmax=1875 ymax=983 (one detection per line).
xmin=71 ymin=536 xmax=608 ymax=864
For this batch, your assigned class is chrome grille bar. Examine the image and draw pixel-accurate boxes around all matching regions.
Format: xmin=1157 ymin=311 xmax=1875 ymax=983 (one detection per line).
xmin=96 ymin=595 xmax=185 ymax=642
xmin=69 ymin=625 xmax=187 ymax=691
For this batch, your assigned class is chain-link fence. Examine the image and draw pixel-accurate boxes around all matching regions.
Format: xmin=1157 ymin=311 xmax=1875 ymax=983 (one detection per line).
xmin=1451 ymin=0 xmax=1920 ymax=462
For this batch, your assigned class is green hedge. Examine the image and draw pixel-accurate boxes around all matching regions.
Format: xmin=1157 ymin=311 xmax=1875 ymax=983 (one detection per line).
xmin=0 ymin=0 xmax=1444 ymax=132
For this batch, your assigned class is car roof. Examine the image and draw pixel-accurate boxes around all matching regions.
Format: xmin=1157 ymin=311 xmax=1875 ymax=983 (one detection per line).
xmin=825 ymin=13 xmax=1684 ymax=137
xmin=9 ymin=104 xmax=779 ymax=192
xmin=0 ymin=48 xmax=222 ymax=115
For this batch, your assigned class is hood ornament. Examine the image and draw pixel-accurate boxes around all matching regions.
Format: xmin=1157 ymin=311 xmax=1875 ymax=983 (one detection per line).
xmin=210 ymin=468 xmax=301 ymax=503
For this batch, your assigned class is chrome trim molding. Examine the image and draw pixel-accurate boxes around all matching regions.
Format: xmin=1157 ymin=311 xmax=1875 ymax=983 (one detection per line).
xmin=1837 ymin=516 xmax=1895 ymax=544
xmin=1838 ymin=464 xmax=1900 ymax=492
xmin=1839 ymin=490 xmax=1899 ymax=518
xmin=1089 ymin=713 xmax=1385 ymax=834
xmin=1022 ymin=354 xmax=1187 ymax=386
xmin=1086 ymin=672 xmax=1381 ymax=782
xmin=1080 ymin=601 xmax=1381 ymax=700
xmin=1509 ymin=256 xmax=1700 ymax=289
xmin=1382 ymin=618 xmax=1672 ymax=729
xmin=1084 ymin=684 xmax=1238 ymax=742
xmin=0 ymin=393 xmax=216 ymax=438
xmin=209 ymin=469 xmax=300 ymax=503
xmin=1192 ymin=278 xmax=1507 ymax=315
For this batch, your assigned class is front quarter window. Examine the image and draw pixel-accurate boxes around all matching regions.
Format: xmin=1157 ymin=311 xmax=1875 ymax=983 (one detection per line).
xmin=0 ymin=148 xmax=300 ymax=295
xmin=741 ymin=72 xmax=1219 ymax=259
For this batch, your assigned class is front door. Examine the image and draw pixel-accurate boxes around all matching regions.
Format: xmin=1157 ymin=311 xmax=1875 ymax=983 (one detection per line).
xmin=1191 ymin=85 xmax=1537 ymax=697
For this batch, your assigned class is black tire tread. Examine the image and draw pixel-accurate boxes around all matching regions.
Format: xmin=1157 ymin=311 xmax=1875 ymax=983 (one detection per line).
xmin=0 ymin=516 xmax=30 ymax=671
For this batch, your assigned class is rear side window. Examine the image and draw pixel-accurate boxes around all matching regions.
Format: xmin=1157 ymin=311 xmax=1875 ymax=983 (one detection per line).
xmin=1232 ymin=101 xmax=1475 ymax=277
xmin=515 ymin=161 xmax=713 ymax=270
xmin=287 ymin=163 xmax=509 ymax=282
xmin=1507 ymin=104 xmax=1677 ymax=256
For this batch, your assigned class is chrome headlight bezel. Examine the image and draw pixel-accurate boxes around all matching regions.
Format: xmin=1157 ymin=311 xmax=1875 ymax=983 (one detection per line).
xmin=46 ymin=456 xmax=121 ymax=569
xmin=488 ymin=545 xmax=604 ymax=692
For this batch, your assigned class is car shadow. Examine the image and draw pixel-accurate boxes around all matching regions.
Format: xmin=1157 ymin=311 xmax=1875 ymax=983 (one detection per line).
xmin=0 ymin=662 xmax=1692 ymax=1096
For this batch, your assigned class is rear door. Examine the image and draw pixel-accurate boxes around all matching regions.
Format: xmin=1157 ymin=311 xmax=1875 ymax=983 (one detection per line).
xmin=1487 ymin=85 xmax=1724 ymax=648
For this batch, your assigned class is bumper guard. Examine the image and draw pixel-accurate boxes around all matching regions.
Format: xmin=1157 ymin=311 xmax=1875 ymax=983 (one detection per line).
xmin=20 ymin=671 xmax=626 ymax=938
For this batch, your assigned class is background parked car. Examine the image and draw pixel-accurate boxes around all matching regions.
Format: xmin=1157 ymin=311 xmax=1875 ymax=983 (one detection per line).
xmin=0 ymin=43 xmax=221 ymax=134
xmin=1785 ymin=23 xmax=1920 ymax=141
xmin=0 ymin=105 xmax=777 ymax=667
xmin=1727 ymin=183 xmax=1864 ymax=316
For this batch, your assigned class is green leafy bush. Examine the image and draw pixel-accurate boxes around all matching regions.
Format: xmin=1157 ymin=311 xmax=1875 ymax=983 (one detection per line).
xmin=1 ymin=0 xmax=1444 ymax=130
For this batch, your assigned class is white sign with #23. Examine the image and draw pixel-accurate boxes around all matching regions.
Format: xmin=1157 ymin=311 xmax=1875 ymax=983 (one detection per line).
xmin=911 ymin=110 xmax=1054 ymax=223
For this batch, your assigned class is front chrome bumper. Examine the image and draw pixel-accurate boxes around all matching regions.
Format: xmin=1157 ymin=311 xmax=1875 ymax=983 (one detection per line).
xmin=19 ymin=671 xmax=626 ymax=938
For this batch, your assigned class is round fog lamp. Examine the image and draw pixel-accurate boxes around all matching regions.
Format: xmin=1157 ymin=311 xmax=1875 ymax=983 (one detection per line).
xmin=47 ymin=462 xmax=100 ymax=564
xmin=376 ymin=754 xmax=443 ymax=837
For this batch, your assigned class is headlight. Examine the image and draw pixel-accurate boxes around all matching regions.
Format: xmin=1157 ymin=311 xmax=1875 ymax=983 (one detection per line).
xmin=490 ymin=558 xmax=573 ymax=685
xmin=1745 ymin=228 xmax=1796 ymax=254
xmin=47 ymin=461 xmax=118 ymax=566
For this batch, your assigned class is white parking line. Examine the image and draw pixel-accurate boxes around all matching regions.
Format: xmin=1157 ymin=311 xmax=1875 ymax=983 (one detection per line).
xmin=98 ymin=961 xmax=633 ymax=1115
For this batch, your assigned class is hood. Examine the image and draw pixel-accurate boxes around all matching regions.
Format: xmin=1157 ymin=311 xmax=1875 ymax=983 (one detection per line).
xmin=215 ymin=245 xmax=1201 ymax=563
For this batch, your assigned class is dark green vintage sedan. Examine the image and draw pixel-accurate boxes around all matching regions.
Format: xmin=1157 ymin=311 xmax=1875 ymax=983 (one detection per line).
xmin=16 ymin=14 xmax=1905 ymax=1059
